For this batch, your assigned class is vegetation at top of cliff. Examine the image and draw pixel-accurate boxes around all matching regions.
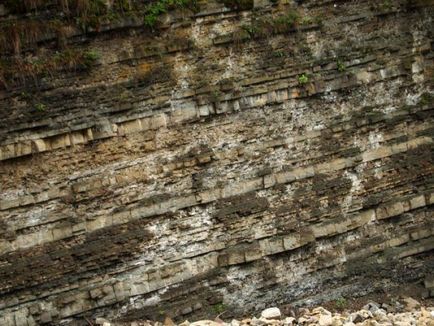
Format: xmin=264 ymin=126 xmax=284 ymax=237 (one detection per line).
xmin=4 ymin=0 xmax=120 ymax=20
xmin=3 ymin=0 xmax=194 ymax=18
xmin=0 ymin=0 xmax=199 ymax=55
xmin=0 ymin=0 xmax=198 ymax=89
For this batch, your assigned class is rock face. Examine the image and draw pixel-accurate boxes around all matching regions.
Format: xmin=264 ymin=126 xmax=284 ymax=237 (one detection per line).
xmin=0 ymin=0 xmax=433 ymax=325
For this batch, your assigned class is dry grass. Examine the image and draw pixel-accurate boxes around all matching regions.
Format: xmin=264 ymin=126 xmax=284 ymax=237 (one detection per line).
xmin=0 ymin=0 xmax=195 ymax=89
xmin=0 ymin=48 xmax=100 ymax=89
xmin=4 ymin=0 xmax=49 ymax=13
xmin=0 ymin=1 xmax=154 ymax=54
xmin=0 ymin=20 xmax=54 ymax=55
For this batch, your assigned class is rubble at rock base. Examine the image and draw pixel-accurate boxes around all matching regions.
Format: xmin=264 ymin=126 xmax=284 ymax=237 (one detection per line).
xmin=96 ymin=298 xmax=434 ymax=326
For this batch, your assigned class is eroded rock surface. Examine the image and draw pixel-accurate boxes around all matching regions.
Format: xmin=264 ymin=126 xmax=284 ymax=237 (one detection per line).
xmin=0 ymin=0 xmax=433 ymax=325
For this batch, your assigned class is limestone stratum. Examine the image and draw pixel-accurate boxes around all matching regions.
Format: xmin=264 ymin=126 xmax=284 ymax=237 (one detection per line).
xmin=0 ymin=0 xmax=433 ymax=325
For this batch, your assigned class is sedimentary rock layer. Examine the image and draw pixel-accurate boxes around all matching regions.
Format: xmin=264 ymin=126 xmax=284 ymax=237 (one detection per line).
xmin=0 ymin=0 xmax=433 ymax=325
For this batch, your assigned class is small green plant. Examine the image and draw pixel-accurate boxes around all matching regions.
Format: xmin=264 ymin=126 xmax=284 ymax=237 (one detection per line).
xmin=300 ymin=16 xmax=314 ymax=25
xmin=144 ymin=1 xmax=167 ymax=27
xmin=83 ymin=49 xmax=100 ymax=66
xmin=241 ymin=23 xmax=259 ymax=38
xmin=35 ymin=103 xmax=46 ymax=111
xmin=273 ymin=10 xmax=299 ymax=32
xmin=335 ymin=297 xmax=347 ymax=310
xmin=298 ymin=73 xmax=309 ymax=85
xmin=211 ymin=303 xmax=226 ymax=315
xmin=210 ymin=89 xmax=221 ymax=103
xmin=273 ymin=50 xmax=285 ymax=58
xmin=337 ymin=59 xmax=346 ymax=72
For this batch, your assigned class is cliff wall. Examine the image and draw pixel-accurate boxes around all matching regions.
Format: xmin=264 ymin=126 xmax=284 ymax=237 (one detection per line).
xmin=0 ymin=0 xmax=433 ymax=325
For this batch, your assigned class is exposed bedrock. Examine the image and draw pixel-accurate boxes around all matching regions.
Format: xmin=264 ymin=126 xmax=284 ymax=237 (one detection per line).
xmin=0 ymin=0 xmax=433 ymax=325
